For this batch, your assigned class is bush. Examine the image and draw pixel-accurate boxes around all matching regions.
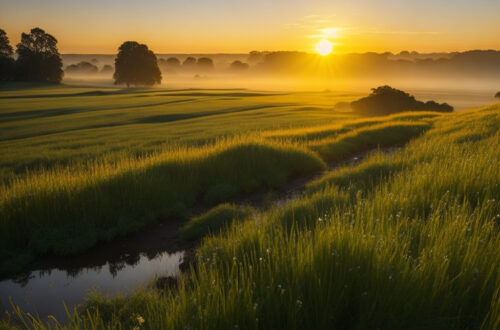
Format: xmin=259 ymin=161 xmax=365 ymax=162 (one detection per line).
xmin=351 ymin=86 xmax=453 ymax=115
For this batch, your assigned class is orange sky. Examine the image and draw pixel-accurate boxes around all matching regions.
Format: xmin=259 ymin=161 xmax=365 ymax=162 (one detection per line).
xmin=1 ymin=0 xmax=499 ymax=54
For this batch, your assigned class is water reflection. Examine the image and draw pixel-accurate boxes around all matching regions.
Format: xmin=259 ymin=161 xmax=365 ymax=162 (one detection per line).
xmin=0 ymin=251 xmax=184 ymax=321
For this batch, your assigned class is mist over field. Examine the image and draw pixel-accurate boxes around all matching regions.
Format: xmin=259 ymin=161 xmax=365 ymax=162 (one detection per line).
xmin=62 ymin=51 xmax=500 ymax=109
xmin=1 ymin=0 xmax=500 ymax=328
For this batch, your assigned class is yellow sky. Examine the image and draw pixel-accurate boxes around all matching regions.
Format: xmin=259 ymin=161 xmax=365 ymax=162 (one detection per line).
xmin=1 ymin=0 xmax=499 ymax=54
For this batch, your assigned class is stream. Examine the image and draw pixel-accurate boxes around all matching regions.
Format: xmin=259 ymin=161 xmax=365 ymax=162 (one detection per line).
xmin=0 ymin=252 xmax=184 ymax=320
xmin=0 ymin=149 xmax=380 ymax=321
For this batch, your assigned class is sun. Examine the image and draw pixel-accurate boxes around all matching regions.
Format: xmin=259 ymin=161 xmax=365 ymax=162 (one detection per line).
xmin=316 ymin=39 xmax=333 ymax=56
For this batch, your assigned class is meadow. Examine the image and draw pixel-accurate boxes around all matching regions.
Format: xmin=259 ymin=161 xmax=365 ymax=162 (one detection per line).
xmin=0 ymin=84 xmax=499 ymax=329
xmin=0 ymin=84 xmax=429 ymax=275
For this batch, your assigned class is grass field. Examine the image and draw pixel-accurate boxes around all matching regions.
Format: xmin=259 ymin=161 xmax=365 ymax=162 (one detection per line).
xmin=0 ymin=85 xmax=359 ymax=182
xmin=1 ymin=84 xmax=499 ymax=329
xmin=1 ymin=84 xmax=432 ymax=275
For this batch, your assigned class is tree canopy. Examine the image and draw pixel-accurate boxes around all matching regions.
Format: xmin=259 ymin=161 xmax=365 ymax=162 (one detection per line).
xmin=197 ymin=57 xmax=214 ymax=71
xmin=351 ymin=86 xmax=453 ymax=115
xmin=65 ymin=61 xmax=99 ymax=74
xmin=0 ymin=28 xmax=15 ymax=81
xmin=101 ymin=65 xmax=113 ymax=74
xmin=113 ymin=41 xmax=161 ymax=87
xmin=230 ymin=60 xmax=249 ymax=71
xmin=166 ymin=57 xmax=181 ymax=67
xmin=16 ymin=27 xmax=63 ymax=83
xmin=0 ymin=29 xmax=13 ymax=58
xmin=183 ymin=56 xmax=196 ymax=68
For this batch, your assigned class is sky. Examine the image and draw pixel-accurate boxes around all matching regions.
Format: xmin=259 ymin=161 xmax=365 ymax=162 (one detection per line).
xmin=1 ymin=0 xmax=499 ymax=54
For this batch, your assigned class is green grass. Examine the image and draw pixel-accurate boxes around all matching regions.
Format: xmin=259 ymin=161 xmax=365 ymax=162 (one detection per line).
xmin=3 ymin=84 xmax=499 ymax=329
xmin=179 ymin=203 xmax=254 ymax=241
xmin=0 ymin=139 xmax=325 ymax=274
xmin=0 ymin=84 xmax=360 ymax=183
xmin=8 ymin=103 xmax=499 ymax=329
xmin=0 ymin=85 xmax=434 ymax=275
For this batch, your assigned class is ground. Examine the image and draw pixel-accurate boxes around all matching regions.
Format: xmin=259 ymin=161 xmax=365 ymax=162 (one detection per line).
xmin=0 ymin=84 xmax=499 ymax=329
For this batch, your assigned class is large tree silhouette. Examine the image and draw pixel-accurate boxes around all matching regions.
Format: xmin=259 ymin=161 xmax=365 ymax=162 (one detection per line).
xmin=0 ymin=29 xmax=15 ymax=81
xmin=16 ymin=27 xmax=63 ymax=83
xmin=113 ymin=41 xmax=162 ymax=87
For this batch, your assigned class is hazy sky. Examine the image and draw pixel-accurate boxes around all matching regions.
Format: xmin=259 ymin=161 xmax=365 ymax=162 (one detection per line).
xmin=1 ymin=0 xmax=499 ymax=54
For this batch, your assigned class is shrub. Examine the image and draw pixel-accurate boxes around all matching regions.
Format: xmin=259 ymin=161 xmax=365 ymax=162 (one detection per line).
xmin=351 ymin=86 xmax=453 ymax=115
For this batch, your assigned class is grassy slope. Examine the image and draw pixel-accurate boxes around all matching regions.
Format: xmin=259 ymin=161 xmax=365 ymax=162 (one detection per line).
xmin=0 ymin=86 xmax=358 ymax=182
xmin=13 ymin=104 xmax=499 ymax=329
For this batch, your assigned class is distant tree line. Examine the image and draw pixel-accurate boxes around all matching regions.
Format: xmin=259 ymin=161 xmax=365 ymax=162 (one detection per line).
xmin=0 ymin=27 xmax=63 ymax=83
xmin=251 ymin=50 xmax=500 ymax=79
xmin=157 ymin=56 xmax=216 ymax=73
xmin=65 ymin=61 xmax=113 ymax=75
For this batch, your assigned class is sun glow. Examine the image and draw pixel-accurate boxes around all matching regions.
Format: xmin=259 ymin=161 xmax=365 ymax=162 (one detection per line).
xmin=316 ymin=39 xmax=333 ymax=56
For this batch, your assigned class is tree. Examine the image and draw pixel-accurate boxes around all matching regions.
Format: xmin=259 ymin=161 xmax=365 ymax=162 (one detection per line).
xmin=183 ymin=56 xmax=196 ymax=68
xmin=113 ymin=41 xmax=161 ymax=87
xmin=197 ymin=57 xmax=214 ymax=71
xmin=158 ymin=57 xmax=181 ymax=73
xmin=0 ymin=29 xmax=15 ymax=81
xmin=16 ymin=27 xmax=63 ymax=83
xmin=166 ymin=57 xmax=181 ymax=67
xmin=101 ymin=64 xmax=114 ymax=74
xmin=230 ymin=60 xmax=249 ymax=71
xmin=65 ymin=61 xmax=99 ymax=74
xmin=350 ymin=86 xmax=453 ymax=115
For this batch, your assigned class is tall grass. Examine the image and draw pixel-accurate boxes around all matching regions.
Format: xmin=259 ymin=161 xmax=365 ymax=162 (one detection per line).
xmin=0 ymin=102 xmax=431 ymax=275
xmin=0 ymin=138 xmax=325 ymax=274
xmin=11 ymin=105 xmax=498 ymax=329
xmin=179 ymin=203 xmax=254 ymax=241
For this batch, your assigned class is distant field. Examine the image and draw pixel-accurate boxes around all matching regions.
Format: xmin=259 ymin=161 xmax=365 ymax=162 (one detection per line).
xmin=0 ymin=84 xmax=360 ymax=182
